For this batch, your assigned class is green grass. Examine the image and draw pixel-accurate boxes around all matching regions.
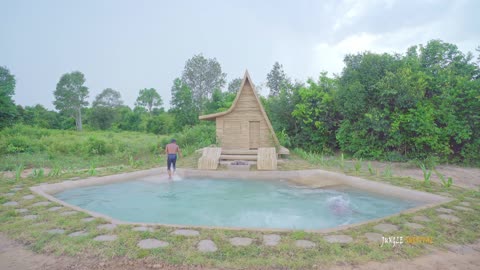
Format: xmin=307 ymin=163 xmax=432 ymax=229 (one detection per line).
xmin=1 ymin=129 xmax=480 ymax=269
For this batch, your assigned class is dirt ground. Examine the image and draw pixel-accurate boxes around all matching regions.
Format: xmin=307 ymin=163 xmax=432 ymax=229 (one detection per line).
xmin=1 ymin=233 xmax=480 ymax=270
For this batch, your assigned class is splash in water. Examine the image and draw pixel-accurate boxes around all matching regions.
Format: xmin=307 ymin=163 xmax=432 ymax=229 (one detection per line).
xmin=327 ymin=195 xmax=353 ymax=215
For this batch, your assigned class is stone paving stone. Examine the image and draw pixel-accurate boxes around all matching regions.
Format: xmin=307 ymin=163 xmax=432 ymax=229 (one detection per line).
xmin=172 ymin=229 xmax=199 ymax=236
xmin=4 ymin=193 xmax=15 ymax=196
xmin=436 ymin=207 xmax=454 ymax=214
xmin=97 ymin=224 xmax=117 ymax=231
xmin=197 ymin=240 xmax=217 ymax=252
xmin=3 ymin=201 xmax=19 ymax=206
xmin=453 ymin=206 xmax=473 ymax=211
xmin=11 ymin=188 xmax=22 ymax=192
xmin=460 ymin=202 xmax=471 ymax=207
xmin=295 ymin=240 xmax=316 ymax=248
xmin=81 ymin=217 xmax=96 ymax=222
xmin=93 ymin=235 xmax=117 ymax=242
xmin=31 ymin=201 xmax=50 ymax=207
xmin=263 ymin=234 xmax=281 ymax=246
xmin=15 ymin=208 xmax=28 ymax=213
xmin=364 ymin=233 xmax=383 ymax=243
xmin=47 ymin=229 xmax=65 ymax=234
xmin=324 ymin=235 xmax=353 ymax=244
xmin=59 ymin=211 xmax=78 ymax=216
xmin=445 ymin=244 xmax=476 ymax=255
xmin=438 ymin=214 xmax=460 ymax=222
xmin=436 ymin=192 xmax=452 ymax=197
xmin=22 ymin=195 xmax=35 ymax=200
xmin=69 ymin=231 xmax=89 ymax=237
xmin=137 ymin=239 xmax=169 ymax=249
xmin=23 ymin=215 xmax=37 ymax=220
xmin=404 ymin=222 xmax=425 ymax=230
xmin=373 ymin=223 xmax=399 ymax=233
xmin=412 ymin=215 xmax=431 ymax=222
xmin=48 ymin=206 xmax=63 ymax=212
xmin=229 ymin=237 xmax=253 ymax=246
xmin=132 ymin=226 xmax=154 ymax=232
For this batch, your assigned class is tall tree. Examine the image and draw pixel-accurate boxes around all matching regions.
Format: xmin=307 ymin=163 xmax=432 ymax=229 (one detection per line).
xmin=227 ymin=78 xmax=242 ymax=93
xmin=266 ymin=62 xmax=289 ymax=97
xmin=135 ymin=88 xmax=163 ymax=115
xmin=0 ymin=66 xmax=17 ymax=129
xmin=170 ymin=78 xmax=198 ymax=128
xmin=53 ymin=71 xmax=89 ymax=131
xmin=181 ymin=54 xmax=226 ymax=112
xmin=90 ymin=88 xmax=123 ymax=130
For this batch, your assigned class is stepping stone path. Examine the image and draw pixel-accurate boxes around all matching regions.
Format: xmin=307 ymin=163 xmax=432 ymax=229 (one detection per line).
xmin=60 ymin=211 xmax=78 ymax=216
xmin=47 ymin=229 xmax=65 ymax=234
xmin=373 ymin=223 xmax=398 ymax=233
xmin=295 ymin=240 xmax=316 ymax=248
xmin=93 ymin=235 xmax=117 ymax=242
xmin=81 ymin=217 xmax=96 ymax=222
xmin=404 ymin=222 xmax=424 ymax=230
xmin=4 ymin=193 xmax=15 ymax=196
xmin=172 ymin=229 xmax=199 ymax=236
xmin=31 ymin=202 xmax=50 ymax=207
xmin=324 ymin=235 xmax=353 ymax=244
xmin=413 ymin=215 xmax=431 ymax=222
xmin=438 ymin=214 xmax=460 ymax=222
xmin=436 ymin=192 xmax=452 ymax=197
xmin=137 ymin=239 xmax=169 ymax=249
xmin=16 ymin=208 xmax=28 ymax=213
xmin=97 ymin=224 xmax=117 ymax=231
xmin=22 ymin=195 xmax=35 ymax=200
xmin=436 ymin=207 xmax=454 ymax=214
xmin=364 ymin=233 xmax=383 ymax=243
xmin=453 ymin=206 xmax=473 ymax=211
xmin=23 ymin=215 xmax=37 ymax=220
xmin=263 ymin=234 xmax=281 ymax=246
xmin=133 ymin=226 xmax=154 ymax=232
xmin=3 ymin=201 xmax=18 ymax=206
xmin=460 ymin=202 xmax=471 ymax=207
xmin=48 ymin=206 xmax=63 ymax=212
xmin=197 ymin=240 xmax=217 ymax=252
xmin=11 ymin=188 xmax=22 ymax=192
xmin=229 ymin=237 xmax=253 ymax=246
xmin=69 ymin=231 xmax=88 ymax=237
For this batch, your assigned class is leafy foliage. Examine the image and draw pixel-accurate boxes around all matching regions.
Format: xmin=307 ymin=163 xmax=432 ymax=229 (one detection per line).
xmin=0 ymin=66 xmax=17 ymax=129
xmin=53 ymin=71 xmax=89 ymax=131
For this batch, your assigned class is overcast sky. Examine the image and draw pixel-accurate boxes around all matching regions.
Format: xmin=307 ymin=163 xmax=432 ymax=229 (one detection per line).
xmin=2 ymin=0 xmax=479 ymax=110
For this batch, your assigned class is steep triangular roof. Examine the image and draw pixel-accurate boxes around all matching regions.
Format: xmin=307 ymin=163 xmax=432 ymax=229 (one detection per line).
xmin=199 ymin=70 xmax=280 ymax=146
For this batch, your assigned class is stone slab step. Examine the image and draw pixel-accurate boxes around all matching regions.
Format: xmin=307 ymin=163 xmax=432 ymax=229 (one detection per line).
xmin=220 ymin=155 xmax=257 ymax=161
xmin=221 ymin=149 xmax=258 ymax=155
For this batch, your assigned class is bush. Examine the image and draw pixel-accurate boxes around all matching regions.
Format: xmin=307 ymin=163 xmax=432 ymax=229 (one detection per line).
xmin=84 ymin=136 xmax=110 ymax=155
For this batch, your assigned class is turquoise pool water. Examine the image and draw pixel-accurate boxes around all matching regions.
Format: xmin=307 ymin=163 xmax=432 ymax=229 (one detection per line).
xmin=55 ymin=178 xmax=419 ymax=230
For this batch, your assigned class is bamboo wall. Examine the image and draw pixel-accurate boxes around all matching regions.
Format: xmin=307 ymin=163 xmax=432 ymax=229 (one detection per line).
xmin=216 ymin=80 xmax=275 ymax=149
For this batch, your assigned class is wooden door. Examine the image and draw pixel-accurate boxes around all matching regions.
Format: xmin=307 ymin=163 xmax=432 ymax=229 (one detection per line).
xmin=249 ymin=121 xmax=260 ymax=149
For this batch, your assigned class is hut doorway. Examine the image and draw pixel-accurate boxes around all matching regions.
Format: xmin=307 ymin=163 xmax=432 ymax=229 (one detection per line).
xmin=249 ymin=121 xmax=260 ymax=149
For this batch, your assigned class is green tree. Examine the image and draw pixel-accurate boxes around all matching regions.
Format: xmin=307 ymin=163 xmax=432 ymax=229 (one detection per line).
xmin=227 ymin=78 xmax=242 ymax=93
xmin=135 ymin=88 xmax=163 ymax=115
xmin=170 ymin=78 xmax=198 ymax=129
xmin=266 ymin=62 xmax=290 ymax=97
xmin=0 ymin=66 xmax=17 ymax=129
xmin=90 ymin=88 xmax=123 ymax=130
xmin=181 ymin=54 xmax=226 ymax=112
xmin=53 ymin=71 xmax=89 ymax=131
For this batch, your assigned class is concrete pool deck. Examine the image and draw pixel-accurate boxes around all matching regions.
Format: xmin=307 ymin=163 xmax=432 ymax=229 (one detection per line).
xmin=29 ymin=167 xmax=453 ymax=233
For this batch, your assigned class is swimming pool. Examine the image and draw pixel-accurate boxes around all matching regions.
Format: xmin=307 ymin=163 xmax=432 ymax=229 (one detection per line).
xmin=31 ymin=168 xmax=450 ymax=231
xmin=54 ymin=177 xmax=419 ymax=230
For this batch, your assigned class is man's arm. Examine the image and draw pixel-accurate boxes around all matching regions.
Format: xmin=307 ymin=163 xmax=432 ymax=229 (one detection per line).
xmin=177 ymin=146 xmax=182 ymax=158
xmin=165 ymin=145 xmax=168 ymax=155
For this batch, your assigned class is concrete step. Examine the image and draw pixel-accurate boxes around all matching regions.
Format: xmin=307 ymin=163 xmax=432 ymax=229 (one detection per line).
xmin=219 ymin=155 xmax=257 ymax=161
xmin=221 ymin=149 xmax=258 ymax=155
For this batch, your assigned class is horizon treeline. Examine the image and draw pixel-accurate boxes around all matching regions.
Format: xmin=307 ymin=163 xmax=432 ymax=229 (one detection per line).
xmin=1 ymin=39 xmax=479 ymax=165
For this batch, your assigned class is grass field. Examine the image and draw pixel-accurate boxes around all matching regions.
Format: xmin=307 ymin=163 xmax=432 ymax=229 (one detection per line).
xmin=1 ymin=127 xmax=479 ymax=269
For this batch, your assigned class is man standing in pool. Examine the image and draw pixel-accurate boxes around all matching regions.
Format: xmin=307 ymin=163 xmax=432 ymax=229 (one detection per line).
xmin=165 ymin=139 xmax=182 ymax=179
